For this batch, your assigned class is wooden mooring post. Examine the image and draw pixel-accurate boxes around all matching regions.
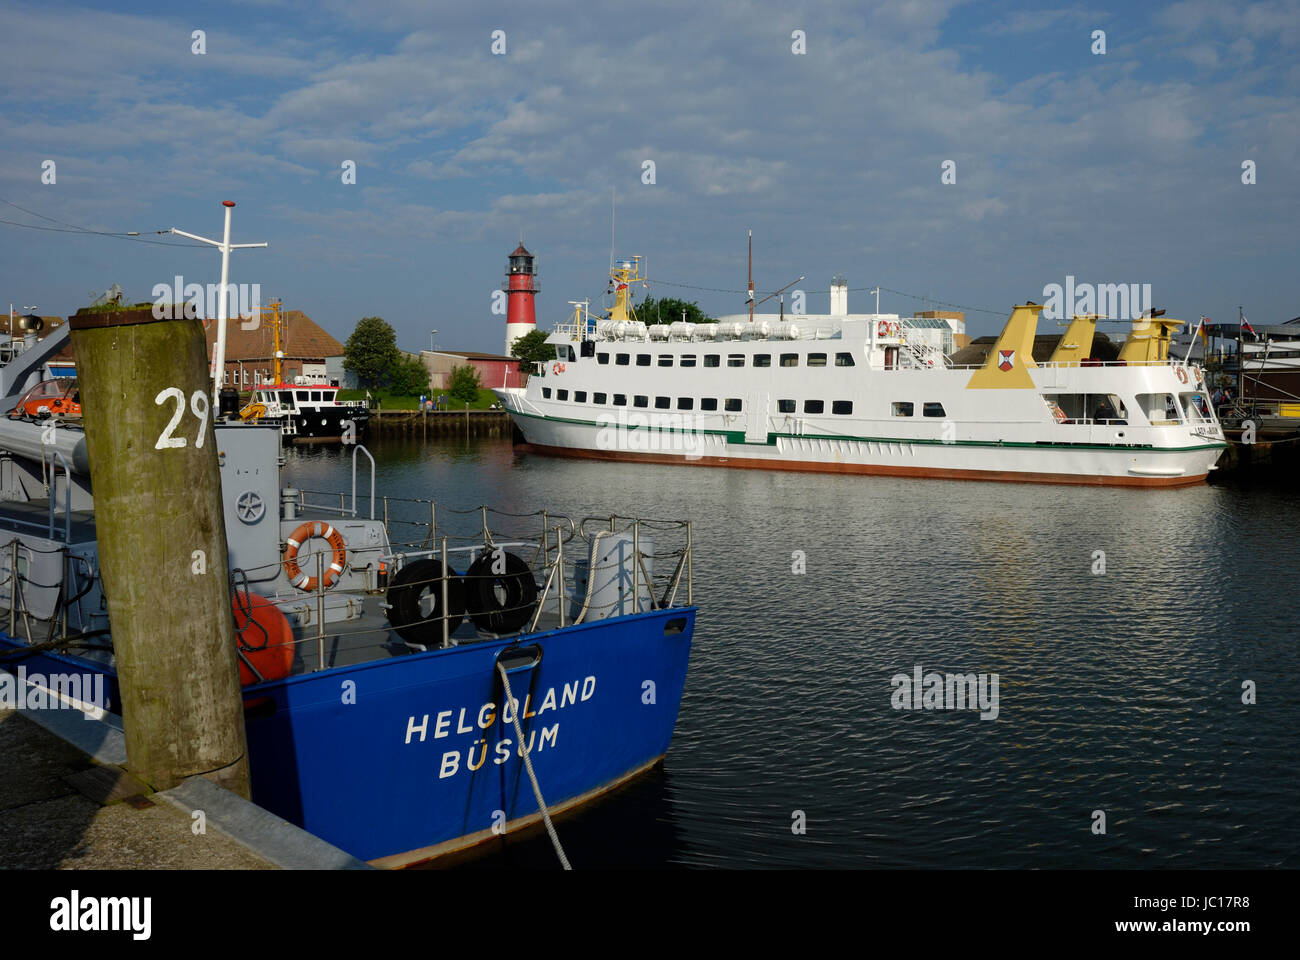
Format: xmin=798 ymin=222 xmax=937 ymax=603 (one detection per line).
xmin=69 ymin=306 xmax=250 ymax=797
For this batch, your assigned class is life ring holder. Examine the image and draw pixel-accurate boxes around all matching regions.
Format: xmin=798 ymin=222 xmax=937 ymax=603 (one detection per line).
xmin=283 ymin=521 xmax=347 ymax=591
xmin=1176 ymin=367 xmax=1189 ymax=384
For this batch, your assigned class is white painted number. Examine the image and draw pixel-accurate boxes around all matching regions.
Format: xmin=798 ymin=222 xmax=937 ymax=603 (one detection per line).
xmin=155 ymin=387 xmax=212 ymax=450
xmin=154 ymin=388 xmax=187 ymax=449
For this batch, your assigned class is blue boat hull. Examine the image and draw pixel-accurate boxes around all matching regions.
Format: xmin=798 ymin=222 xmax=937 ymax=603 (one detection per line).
xmin=3 ymin=605 xmax=694 ymax=866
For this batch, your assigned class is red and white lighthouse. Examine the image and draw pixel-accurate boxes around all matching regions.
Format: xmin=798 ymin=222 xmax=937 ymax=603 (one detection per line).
xmin=503 ymin=243 xmax=539 ymax=355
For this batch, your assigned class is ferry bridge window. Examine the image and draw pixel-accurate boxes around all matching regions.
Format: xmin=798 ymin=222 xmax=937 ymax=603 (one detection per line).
xmin=923 ymin=402 xmax=945 ymax=418
xmin=724 ymin=398 xmax=742 ymax=412
xmin=296 ymin=391 xmax=309 ymax=401
xmin=754 ymin=354 xmax=772 ymax=367
xmin=598 ymin=354 xmax=610 ymax=365
xmin=616 ymin=354 xmax=630 ymax=366
xmin=700 ymin=398 xmax=719 ymax=411
xmin=278 ymin=391 xmax=292 ymax=406
xmin=803 ymin=400 xmax=824 ymax=414
xmin=575 ymin=391 xmax=587 ymax=403
xmin=892 ymin=402 xmax=914 ymax=417
xmin=704 ymin=355 xmax=721 ymax=368
xmin=832 ymin=401 xmax=853 ymax=415
xmin=681 ymin=355 xmax=697 ymax=367
xmin=634 ymin=395 xmax=649 ymax=408
xmin=728 ymin=355 xmax=745 ymax=367
xmin=658 ymin=355 xmax=674 ymax=367
xmin=613 ymin=394 xmax=627 ymax=406
xmin=677 ymin=398 xmax=694 ymax=410
xmin=542 ymin=387 xmax=552 ymax=399
xmin=311 ymin=391 xmax=322 ymax=401
xmin=780 ymin=354 xmax=798 ymax=367
xmin=835 ymin=353 xmax=856 ymax=367
xmin=637 ymin=355 xmax=651 ymax=366
xmin=594 ymin=392 xmax=607 ymax=404
xmin=808 ymin=354 xmax=827 ymax=367
xmin=557 ymin=389 xmax=569 ymax=400
xmin=655 ymin=396 xmax=670 ymax=409
xmin=778 ymin=399 xmax=796 ymax=413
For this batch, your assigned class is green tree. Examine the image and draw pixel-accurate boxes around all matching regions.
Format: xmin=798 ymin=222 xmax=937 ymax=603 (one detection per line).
xmin=637 ymin=296 xmax=713 ymax=325
xmin=343 ymin=316 xmax=400 ymax=388
xmin=510 ymin=328 xmax=554 ymax=372
xmin=388 ymin=353 xmax=431 ymax=396
xmin=448 ymin=364 xmax=482 ymax=405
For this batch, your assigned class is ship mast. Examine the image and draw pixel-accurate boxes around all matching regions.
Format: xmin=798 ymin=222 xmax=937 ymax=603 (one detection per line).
xmin=271 ymin=298 xmax=283 ymax=384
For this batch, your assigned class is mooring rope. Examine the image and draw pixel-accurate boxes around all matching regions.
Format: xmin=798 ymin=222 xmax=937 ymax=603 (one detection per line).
xmin=495 ymin=661 xmax=571 ymax=870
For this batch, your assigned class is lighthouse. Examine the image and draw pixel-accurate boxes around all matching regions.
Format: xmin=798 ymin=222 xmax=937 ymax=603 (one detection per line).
xmin=503 ymin=243 xmax=539 ymax=355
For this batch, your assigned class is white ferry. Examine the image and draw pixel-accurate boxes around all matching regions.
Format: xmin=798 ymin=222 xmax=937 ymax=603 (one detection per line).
xmin=495 ymin=260 xmax=1226 ymax=487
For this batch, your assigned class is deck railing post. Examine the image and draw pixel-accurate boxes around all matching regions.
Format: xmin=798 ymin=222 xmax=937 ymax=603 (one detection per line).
xmin=632 ymin=521 xmax=640 ymax=615
xmin=316 ymin=552 xmax=326 ymax=672
xmin=441 ymin=536 xmax=450 ymax=648
xmin=686 ymin=520 xmax=693 ymax=606
xmin=556 ymin=525 xmax=565 ymax=628
xmin=9 ymin=539 xmax=17 ymax=636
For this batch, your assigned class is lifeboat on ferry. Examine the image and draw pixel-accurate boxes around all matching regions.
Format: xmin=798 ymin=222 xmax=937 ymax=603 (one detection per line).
xmin=8 ymin=378 xmax=81 ymax=419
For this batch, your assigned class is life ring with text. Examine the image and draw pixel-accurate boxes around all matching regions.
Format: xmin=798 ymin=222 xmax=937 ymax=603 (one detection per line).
xmin=283 ymin=521 xmax=347 ymax=591
xmin=1176 ymin=367 xmax=1188 ymax=384
xmin=551 ymin=361 xmax=566 ymax=375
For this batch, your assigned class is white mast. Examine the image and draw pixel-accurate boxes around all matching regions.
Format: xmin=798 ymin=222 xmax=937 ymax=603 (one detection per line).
xmin=171 ymin=201 xmax=267 ymax=408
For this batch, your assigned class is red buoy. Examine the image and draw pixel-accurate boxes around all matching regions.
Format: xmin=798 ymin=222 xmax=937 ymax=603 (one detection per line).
xmin=232 ymin=592 xmax=294 ymax=686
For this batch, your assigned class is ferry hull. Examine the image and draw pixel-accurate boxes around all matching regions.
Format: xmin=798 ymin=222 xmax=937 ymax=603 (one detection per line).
xmin=505 ymin=412 xmax=1224 ymax=488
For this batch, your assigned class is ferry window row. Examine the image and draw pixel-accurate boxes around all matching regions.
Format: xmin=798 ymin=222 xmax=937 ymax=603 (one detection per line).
xmin=541 ymin=388 xmax=853 ymax=415
xmin=891 ymin=402 xmax=947 ymax=417
xmin=597 ymin=352 xmax=855 ymax=368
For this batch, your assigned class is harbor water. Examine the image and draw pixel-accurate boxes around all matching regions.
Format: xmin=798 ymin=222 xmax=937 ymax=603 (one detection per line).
xmin=284 ymin=437 xmax=1299 ymax=869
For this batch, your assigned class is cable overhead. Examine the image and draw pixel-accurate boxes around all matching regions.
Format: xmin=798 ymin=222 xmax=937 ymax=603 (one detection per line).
xmin=0 ymin=197 xmax=209 ymax=247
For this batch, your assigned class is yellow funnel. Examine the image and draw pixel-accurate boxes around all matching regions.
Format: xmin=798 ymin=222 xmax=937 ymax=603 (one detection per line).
xmin=967 ymin=303 xmax=1041 ymax=389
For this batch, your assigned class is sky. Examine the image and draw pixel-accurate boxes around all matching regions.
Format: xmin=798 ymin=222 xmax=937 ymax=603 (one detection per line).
xmin=1 ymin=0 xmax=1296 ymax=354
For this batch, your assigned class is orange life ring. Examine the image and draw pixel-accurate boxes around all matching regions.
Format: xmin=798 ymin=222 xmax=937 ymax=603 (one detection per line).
xmin=877 ymin=321 xmax=890 ymax=337
xmin=551 ymin=361 xmax=566 ymax=375
xmin=891 ymin=322 xmax=901 ymax=336
xmin=283 ymin=521 xmax=347 ymax=591
xmin=1176 ymin=367 xmax=1188 ymax=384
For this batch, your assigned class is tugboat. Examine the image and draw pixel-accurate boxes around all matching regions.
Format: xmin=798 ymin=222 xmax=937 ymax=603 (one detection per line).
xmin=0 ymin=221 xmax=696 ymax=866
xmin=238 ymin=301 xmax=369 ymax=442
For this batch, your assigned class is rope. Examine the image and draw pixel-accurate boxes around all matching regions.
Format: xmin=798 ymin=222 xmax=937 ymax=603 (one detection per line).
xmin=495 ymin=661 xmax=571 ymax=870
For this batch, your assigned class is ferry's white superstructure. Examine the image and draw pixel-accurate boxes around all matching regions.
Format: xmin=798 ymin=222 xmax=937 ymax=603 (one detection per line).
xmin=496 ymin=264 xmax=1226 ymax=487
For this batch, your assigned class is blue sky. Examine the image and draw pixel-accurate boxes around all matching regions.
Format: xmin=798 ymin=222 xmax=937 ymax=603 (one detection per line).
xmin=1 ymin=0 xmax=1296 ymax=353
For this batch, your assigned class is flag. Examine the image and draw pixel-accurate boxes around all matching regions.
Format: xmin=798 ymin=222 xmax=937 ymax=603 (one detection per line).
xmin=1199 ymin=317 xmax=1209 ymax=346
xmin=1241 ymin=311 xmax=1256 ymax=338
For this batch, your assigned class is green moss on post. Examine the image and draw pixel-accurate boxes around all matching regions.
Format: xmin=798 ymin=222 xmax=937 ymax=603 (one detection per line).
xmin=70 ymin=307 xmax=250 ymax=797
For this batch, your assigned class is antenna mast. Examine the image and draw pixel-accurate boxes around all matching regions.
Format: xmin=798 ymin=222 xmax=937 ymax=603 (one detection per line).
xmin=747 ymin=230 xmax=754 ymax=323
xmin=170 ymin=201 xmax=267 ymax=408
